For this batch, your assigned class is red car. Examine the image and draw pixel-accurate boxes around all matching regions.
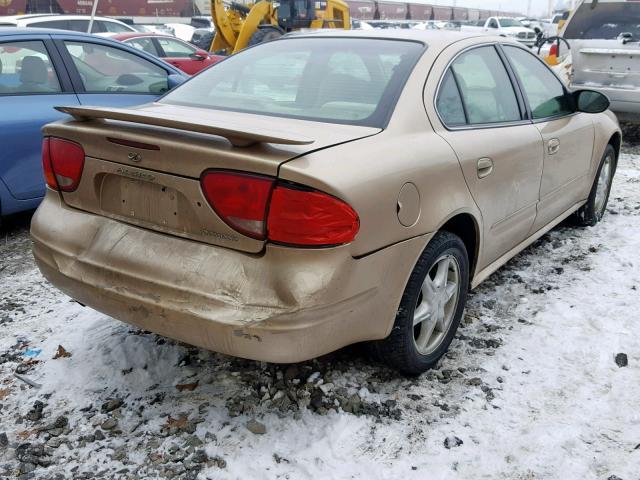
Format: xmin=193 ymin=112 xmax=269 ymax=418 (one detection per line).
xmin=110 ymin=33 xmax=223 ymax=75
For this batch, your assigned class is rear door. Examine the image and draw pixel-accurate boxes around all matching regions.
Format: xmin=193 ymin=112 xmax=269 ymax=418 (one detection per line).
xmin=0 ymin=35 xmax=78 ymax=202
xmin=53 ymin=36 xmax=173 ymax=108
xmin=431 ymin=44 xmax=544 ymax=266
xmin=502 ymin=44 xmax=594 ymax=230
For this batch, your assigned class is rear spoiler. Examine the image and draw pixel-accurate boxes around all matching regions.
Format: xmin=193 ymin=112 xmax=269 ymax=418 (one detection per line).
xmin=55 ymin=106 xmax=315 ymax=148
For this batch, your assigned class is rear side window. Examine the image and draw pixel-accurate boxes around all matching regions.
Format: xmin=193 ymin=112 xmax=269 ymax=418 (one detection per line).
xmin=564 ymin=2 xmax=640 ymax=39
xmin=67 ymin=19 xmax=90 ymax=32
xmin=127 ymin=37 xmax=161 ymax=57
xmin=449 ymin=46 xmax=521 ymax=125
xmin=30 ymin=20 xmax=69 ymax=30
xmin=64 ymin=41 xmax=169 ymax=94
xmin=436 ymin=69 xmax=466 ymax=126
xmin=99 ymin=21 xmax=133 ymax=33
xmin=161 ymin=38 xmax=425 ymax=128
xmin=0 ymin=40 xmax=62 ymax=95
xmin=503 ymin=46 xmax=573 ymax=119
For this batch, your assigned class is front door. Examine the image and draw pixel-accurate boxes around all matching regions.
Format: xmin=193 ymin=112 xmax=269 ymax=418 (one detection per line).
xmin=0 ymin=37 xmax=79 ymax=202
xmin=502 ymin=45 xmax=595 ymax=230
xmin=432 ymin=45 xmax=544 ymax=267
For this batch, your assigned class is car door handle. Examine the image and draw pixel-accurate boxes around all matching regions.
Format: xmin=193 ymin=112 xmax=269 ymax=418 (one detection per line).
xmin=477 ymin=157 xmax=494 ymax=179
xmin=548 ymin=138 xmax=560 ymax=155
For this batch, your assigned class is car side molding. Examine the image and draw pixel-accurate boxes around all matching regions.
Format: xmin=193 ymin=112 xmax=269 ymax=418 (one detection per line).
xmin=54 ymin=106 xmax=315 ymax=148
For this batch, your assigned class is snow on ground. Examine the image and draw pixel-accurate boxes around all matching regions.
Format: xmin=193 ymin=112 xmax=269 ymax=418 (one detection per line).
xmin=0 ymin=148 xmax=639 ymax=480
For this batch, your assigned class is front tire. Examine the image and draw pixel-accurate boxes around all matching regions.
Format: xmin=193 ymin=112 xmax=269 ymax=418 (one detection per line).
xmin=573 ymin=144 xmax=616 ymax=226
xmin=373 ymin=231 xmax=469 ymax=375
xmin=248 ymin=26 xmax=284 ymax=47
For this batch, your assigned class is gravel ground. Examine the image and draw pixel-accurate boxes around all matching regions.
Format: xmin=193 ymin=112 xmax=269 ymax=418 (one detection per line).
xmin=0 ymin=143 xmax=639 ymax=479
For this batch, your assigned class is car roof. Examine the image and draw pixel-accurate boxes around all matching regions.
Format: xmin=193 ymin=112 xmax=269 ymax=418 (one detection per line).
xmin=9 ymin=14 xmax=128 ymax=22
xmin=0 ymin=14 xmax=53 ymax=22
xmin=110 ymin=32 xmax=174 ymax=41
xmin=288 ymin=29 xmax=505 ymax=50
xmin=0 ymin=26 xmax=100 ymax=37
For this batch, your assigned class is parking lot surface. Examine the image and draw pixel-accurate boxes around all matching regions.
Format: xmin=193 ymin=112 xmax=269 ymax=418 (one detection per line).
xmin=0 ymin=145 xmax=639 ymax=479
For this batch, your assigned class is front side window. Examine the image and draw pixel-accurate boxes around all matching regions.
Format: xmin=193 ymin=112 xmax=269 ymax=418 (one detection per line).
xmin=64 ymin=41 xmax=169 ymax=94
xmin=161 ymin=38 xmax=425 ymax=127
xmin=157 ymin=38 xmax=195 ymax=58
xmin=449 ymin=46 xmax=521 ymax=125
xmin=0 ymin=41 xmax=61 ymax=94
xmin=504 ymin=46 xmax=572 ymax=119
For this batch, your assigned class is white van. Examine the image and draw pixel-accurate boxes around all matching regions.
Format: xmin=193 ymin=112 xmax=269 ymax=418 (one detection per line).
xmin=0 ymin=14 xmax=136 ymax=34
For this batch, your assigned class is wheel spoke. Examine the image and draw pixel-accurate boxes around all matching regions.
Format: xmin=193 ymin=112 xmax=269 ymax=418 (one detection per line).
xmin=434 ymin=257 xmax=450 ymax=288
xmin=415 ymin=315 xmax=437 ymax=350
xmin=444 ymin=281 xmax=457 ymax=302
xmin=434 ymin=307 xmax=447 ymax=332
xmin=413 ymin=302 xmax=432 ymax=326
xmin=421 ymin=276 xmax=437 ymax=303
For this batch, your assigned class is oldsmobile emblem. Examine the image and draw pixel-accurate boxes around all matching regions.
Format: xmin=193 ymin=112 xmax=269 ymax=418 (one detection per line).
xmin=128 ymin=152 xmax=142 ymax=163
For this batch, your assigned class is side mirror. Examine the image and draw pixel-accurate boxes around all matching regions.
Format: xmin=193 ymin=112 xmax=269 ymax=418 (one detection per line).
xmin=167 ymin=74 xmax=187 ymax=90
xmin=189 ymin=50 xmax=208 ymax=61
xmin=574 ymin=89 xmax=610 ymax=114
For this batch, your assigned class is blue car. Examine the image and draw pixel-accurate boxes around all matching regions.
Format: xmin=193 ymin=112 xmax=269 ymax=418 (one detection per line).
xmin=0 ymin=28 xmax=187 ymax=219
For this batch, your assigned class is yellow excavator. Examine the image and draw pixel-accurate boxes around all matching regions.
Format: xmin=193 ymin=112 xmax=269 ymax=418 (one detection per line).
xmin=206 ymin=0 xmax=351 ymax=55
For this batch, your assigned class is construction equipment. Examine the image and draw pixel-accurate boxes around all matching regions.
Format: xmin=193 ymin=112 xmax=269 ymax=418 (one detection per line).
xmin=207 ymin=0 xmax=350 ymax=55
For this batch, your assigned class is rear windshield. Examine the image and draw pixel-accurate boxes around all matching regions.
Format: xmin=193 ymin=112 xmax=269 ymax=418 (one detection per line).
xmin=564 ymin=2 xmax=640 ymax=39
xmin=160 ymin=37 xmax=425 ymax=128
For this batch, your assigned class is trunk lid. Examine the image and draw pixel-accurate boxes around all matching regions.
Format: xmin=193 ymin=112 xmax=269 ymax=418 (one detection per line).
xmin=44 ymin=103 xmax=380 ymax=253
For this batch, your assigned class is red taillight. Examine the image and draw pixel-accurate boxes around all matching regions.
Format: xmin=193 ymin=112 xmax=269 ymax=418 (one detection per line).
xmin=42 ymin=138 xmax=57 ymax=190
xmin=42 ymin=137 xmax=85 ymax=192
xmin=200 ymin=170 xmax=360 ymax=247
xmin=549 ymin=43 xmax=558 ymax=57
xmin=201 ymin=171 xmax=275 ymax=239
xmin=267 ymin=185 xmax=359 ymax=246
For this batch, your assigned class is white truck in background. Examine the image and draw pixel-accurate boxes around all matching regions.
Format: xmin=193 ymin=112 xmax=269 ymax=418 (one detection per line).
xmin=462 ymin=17 xmax=538 ymax=47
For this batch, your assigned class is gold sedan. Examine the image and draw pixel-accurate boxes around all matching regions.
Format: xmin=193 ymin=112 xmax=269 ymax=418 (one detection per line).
xmin=31 ymin=30 xmax=621 ymax=374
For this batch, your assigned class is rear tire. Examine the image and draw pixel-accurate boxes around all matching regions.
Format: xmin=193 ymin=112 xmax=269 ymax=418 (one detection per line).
xmin=572 ymin=144 xmax=616 ymax=227
xmin=248 ymin=26 xmax=284 ymax=46
xmin=373 ymin=232 xmax=469 ymax=375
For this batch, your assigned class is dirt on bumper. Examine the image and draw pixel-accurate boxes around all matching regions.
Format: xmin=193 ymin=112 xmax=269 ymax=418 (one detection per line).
xmin=31 ymin=191 xmax=430 ymax=363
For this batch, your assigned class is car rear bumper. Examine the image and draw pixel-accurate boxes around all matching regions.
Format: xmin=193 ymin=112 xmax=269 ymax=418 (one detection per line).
xmin=31 ymin=191 xmax=430 ymax=363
